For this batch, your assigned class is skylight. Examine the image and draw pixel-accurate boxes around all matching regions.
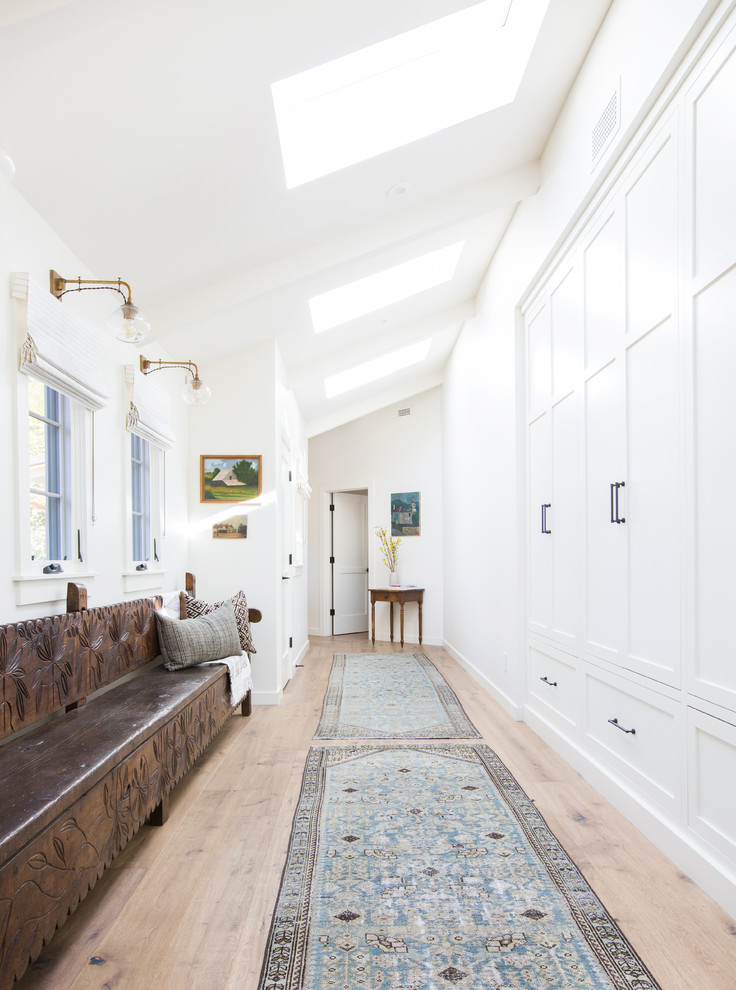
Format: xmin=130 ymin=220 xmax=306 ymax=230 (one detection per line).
xmin=272 ymin=0 xmax=549 ymax=187
xmin=310 ymin=241 xmax=464 ymax=333
xmin=325 ymin=339 xmax=433 ymax=398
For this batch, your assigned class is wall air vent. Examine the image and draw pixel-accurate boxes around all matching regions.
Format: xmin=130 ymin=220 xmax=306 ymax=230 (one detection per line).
xmin=398 ymin=407 xmax=411 ymax=417
xmin=591 ymin=80 xmax=621 ymax=168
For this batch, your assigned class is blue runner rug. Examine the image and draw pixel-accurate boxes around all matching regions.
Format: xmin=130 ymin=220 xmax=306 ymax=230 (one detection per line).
xmin=314 ymin=653 xmax=480 ymax=739
xmin=259 ymin=744 xmax=661 ymax=990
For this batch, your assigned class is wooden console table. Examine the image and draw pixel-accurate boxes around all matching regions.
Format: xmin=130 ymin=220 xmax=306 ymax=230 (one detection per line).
xmin=370 ymin=587 xmax=424 ymax=647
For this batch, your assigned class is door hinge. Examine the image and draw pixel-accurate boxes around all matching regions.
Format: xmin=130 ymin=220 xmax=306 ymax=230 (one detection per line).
xmin=330 ymin=609 xmax=335 ymax=616
xmin=289 ymin=470 xmax=292 ymax=481
xmin=330 ymin=556 xmax=335 ymax=564
xmin=289 ymin=636 xmax=293 ymax=648
xmin=289 ymin=553 xmax=293 ymax=564
xmin=329 ymin=503 xmax=335 ymax=511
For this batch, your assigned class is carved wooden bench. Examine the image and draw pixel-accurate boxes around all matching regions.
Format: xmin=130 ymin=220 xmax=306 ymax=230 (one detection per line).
xmin=0 ymin=577 xmax=260 ymax=988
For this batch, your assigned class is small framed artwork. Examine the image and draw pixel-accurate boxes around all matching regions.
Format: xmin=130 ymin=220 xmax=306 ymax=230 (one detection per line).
xmin=212 ymin=515 xmax=248 ymax=539
xmin=200 ymin=455 xmax=262 ymax=503
xmin=391 ymin=491 xmax=421 ymax=536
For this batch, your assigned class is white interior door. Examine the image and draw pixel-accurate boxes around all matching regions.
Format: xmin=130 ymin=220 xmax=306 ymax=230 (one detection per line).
xmin=332 ymin=492 xmax=369 ymax=635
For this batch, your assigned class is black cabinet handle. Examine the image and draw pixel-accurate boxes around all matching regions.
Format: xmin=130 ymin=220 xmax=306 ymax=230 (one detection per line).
xmin=610 ymin=482 xmax=626 ymax=524
xmin=608 ymin=717 xmax=635 ymax=735
xmin=541 ymin=503 xmax=552 ymax=534
xmin=540 ymin=676 xmax=558 ymax=687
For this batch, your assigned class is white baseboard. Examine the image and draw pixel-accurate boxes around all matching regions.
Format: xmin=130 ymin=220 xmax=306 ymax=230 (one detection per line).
xmin=252 ymin=690 xmax=283 ymax=706
xmin=443 ymin=639 xmax=524 ymax=721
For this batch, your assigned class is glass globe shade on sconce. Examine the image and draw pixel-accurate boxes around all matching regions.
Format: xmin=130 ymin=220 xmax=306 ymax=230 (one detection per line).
xmin=0 ymin=146 xmax=15 ymax=190
xmin=182 ymin=373 xmax=212 ymax=406
xmin=140 ymin=355 xmax=211 ymax=406
xmin=107 ymin=301 xmax=151 ymax=343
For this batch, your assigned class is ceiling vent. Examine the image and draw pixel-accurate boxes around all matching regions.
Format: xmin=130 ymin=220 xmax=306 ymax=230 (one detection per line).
xmin=591 ymin=80 xmax=621 ymax=168
xmin=398 ymin=407 xmax=411 ymax=417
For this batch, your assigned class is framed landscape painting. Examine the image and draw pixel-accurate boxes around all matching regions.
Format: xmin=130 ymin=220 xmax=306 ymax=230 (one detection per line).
xmin=200 ymin=455 xmax=262 ymax=503
xmin=391 ymin=491 xmax=421 ymax=536
xmin=212 ymin=514 xmax=248 ymax=539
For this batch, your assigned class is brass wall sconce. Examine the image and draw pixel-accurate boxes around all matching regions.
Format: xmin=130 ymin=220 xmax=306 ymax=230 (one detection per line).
xmin=140 ymin=355 xmax=211 ymax=406
xmin=50 ymin=270 xmax=151 ymax=343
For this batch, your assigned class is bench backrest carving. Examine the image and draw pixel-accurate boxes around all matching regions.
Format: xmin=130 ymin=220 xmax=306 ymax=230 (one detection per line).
xmin=0 ymin=596 xmax=162 ymax=741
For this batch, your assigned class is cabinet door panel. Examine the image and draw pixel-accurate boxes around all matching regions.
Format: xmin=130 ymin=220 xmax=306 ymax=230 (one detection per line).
xmin=583 ymin=212 xmax=625 ymax=371
xmin=688 ymin=708 xmax=736 ymax=865
xmin=692 ymin=43 xmax=736 ymax=277
xmin=692 ymin=265 xmax=736 ymax=705
xmin=552 ymin=392 xmax=578 ymax=643
xmin=625 ymin=133 xmax=677 ymax=338
xmin=528 ymin=304 xmax=551 ymax=414
xmin=550 ymin=266 xmax=580 ymax=398
xmin=584 ymin=361 xmax=625 ymax=658
xmin=625 ymin=319 xmax=681 ymax=684
xmin=529 ymin=414 xmax=552 ymax=634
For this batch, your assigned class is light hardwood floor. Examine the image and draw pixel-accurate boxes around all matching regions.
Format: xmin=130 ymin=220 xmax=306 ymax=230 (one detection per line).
xmin=15 ymin=637 xmax=736 ymax=990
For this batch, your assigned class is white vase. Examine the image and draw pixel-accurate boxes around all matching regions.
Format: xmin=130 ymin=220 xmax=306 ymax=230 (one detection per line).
xmin=389 ymin=571 xmax=400 ymax=587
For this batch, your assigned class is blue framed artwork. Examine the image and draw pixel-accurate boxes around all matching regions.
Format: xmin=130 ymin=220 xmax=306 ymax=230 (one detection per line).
xmin=391 ymin=491 xmax=420 ymax=536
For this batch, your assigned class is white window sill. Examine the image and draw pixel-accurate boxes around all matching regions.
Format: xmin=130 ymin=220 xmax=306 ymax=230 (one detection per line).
xmin=122 ymin=570 xmax=166 ymax=595
xmin=13 ymin=571 xmax=95 ymax=607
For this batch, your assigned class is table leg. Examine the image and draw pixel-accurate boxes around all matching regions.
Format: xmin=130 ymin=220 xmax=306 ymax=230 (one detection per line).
xmin=418 ymin=599 xmax=423 ymax=645
xmin=371 ymin=599 xmax=376 ymax=644
xmin=400 ymin=602 xmax=405 ymax=647
xmin=389 ymin=602 xmax=394 ymax=642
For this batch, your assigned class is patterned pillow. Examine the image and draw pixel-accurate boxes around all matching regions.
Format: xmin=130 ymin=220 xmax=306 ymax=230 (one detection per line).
xmin=186 ymin=589 xmax=257 ymax=655
xmin=156 ymin=602 xmax=241 ymax=671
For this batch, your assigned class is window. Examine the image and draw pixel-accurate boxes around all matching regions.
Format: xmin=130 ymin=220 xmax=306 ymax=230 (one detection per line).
xmin=28 ymin=379 xmax=72 ymax=562
xmin=131 ymin=433 xmax=152 ymax=564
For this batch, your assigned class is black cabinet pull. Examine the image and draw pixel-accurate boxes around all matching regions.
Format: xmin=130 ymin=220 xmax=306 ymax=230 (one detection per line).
xmin=610 ymin=482 xmax=626 ymax=524
xmin=541 ymin=503 xmax=551 ymax=534
xmin=540 ymin=676 xmax=558 ymax=687
xmin=608 ymin=717 xmax=635 ymax=735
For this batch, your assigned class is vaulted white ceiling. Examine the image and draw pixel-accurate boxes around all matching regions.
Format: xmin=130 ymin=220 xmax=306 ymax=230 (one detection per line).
xmin=0 ymin=0 xmax=612 ymax=435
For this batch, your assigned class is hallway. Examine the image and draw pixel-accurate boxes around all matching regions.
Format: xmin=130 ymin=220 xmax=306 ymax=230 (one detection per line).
xmin=17 ymin=638 xmax=736 ymax=990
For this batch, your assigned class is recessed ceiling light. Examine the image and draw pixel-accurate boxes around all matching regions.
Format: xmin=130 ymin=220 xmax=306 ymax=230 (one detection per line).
xmin=325 ymin=338 xmax=433 ymax=398
xmin=272 ymin=0 xmax=547 ymax=188
xmin=309 ymin=241 xmax=464 ymax=333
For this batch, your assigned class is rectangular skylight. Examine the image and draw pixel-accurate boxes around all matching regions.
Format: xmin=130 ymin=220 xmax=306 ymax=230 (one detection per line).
xmin=272 ymin=0 xmax=549 ymax=187
xmin=325 ymin=339 xmax=433 ymax=398
xmin=310 ymin=241 xmax=464 ymax=333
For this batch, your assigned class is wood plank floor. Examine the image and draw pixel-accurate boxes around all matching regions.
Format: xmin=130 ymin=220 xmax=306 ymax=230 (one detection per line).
xmin=15 ymin=637 xmax=736 ymax=989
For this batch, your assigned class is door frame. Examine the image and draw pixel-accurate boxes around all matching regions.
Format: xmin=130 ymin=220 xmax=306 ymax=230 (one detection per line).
xmin=319 ymin=482 xmax=372 ymax=637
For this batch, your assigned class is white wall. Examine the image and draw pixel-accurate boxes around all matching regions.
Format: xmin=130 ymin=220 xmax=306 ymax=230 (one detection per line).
xmin=0 ymin=186 xmax=190 ymax=622
xmin=441 ymin=0 xmax=722 ymax=712
xmin=308 ymin=387 xmax=443 ymax=645
xmin=186 ymin=339 xmax=310 ymax=703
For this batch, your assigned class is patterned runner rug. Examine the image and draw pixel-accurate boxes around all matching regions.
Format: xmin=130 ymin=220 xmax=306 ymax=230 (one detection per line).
xmin=259 ymin=744 xmax=661 ymax=990
xmin=314 ymin=653 xmax=480 ymax=739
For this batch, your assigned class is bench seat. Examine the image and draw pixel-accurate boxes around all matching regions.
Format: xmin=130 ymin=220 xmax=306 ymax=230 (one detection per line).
xmin=0 ymin=660 xmax=228 ymax=867
xmin=0 ymin=587 xmax=255 ymax=989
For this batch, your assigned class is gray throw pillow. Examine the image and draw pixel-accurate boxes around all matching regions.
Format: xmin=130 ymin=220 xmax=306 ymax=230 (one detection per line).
xmin=156 ymin=601 xmax=241 ymax=671
xmin=186 ymin=589 xmax=256 ymax=655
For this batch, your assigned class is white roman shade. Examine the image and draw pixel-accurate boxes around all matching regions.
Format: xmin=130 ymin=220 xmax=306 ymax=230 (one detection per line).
xmin=124 ymin=366 xmax=175 ymax=449
xmin=12 ymin=272 xmax=109 ymax=410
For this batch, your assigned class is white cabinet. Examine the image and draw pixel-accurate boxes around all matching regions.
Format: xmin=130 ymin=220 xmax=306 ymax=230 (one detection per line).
xmin=688 ymin=706 xmax=736 ymax=867
xmin=523 ymin=9 xmax=736 ymax=918
xmin=580 ymin=125 xmax=682 ymax=689
xmin=527 ymin=642 xmax=580 ymax=738
xmin=527 ymin=267 xmax=580 ymax=651
xmin=583 ymin=664 xmax=683 ymax=816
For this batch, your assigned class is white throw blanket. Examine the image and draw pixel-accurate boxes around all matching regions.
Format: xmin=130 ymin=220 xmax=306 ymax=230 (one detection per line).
xmin=202 ymin=652 xmax=253 ymax=708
